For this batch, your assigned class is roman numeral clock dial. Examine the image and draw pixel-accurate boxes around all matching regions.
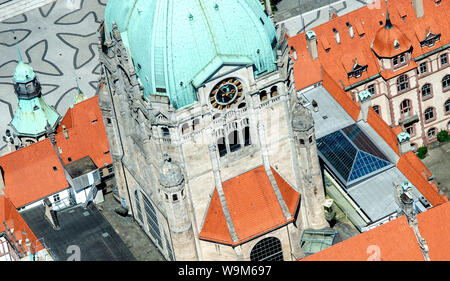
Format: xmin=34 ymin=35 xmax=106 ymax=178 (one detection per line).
xmin=209 ymin=78 xmax=243 ymax=110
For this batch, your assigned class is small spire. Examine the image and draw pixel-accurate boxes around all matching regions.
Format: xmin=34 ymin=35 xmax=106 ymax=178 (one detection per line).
xmin=17 ymin=46 xmax=23 ymax=63
xmin=75 ymin=77 xmax=81 ymax=93
xmin=385 ymin=0 xmax=393 ymax=30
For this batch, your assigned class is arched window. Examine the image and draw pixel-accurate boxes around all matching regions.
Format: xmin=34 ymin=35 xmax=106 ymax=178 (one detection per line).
xmin=213 ymin=113 xmax=221 ymax=120
xmin=217 ymin=137 xmax=227 ymax=157
xmin=427 ymin=128 xmax=436 ymax=139
xmin=443 ymin=75 xmax=450 ymax=89
xmin=141 ymin=192 xmax=163 ymax=248
xmin=270 ymin=86 xmax=278 ymax=98
xmin=134 ymin=191 xmax=143 ymax=223
xmin=181 ymin=123 xmax=190 ymax=135
xmin=445 ymin=99 xmax=450 ymax=113
xmin=238 ymin=102 xmax=246 ymax=109
xmin=259 ymin=90 xmax=268 ymax=102
xmin=400 ymin=99 xmax=412 ymax=118
xmin=250 ymin=237 xmax=283 ymax=261
xmin=424 ymin=107 xmax=435 ymax=121
xmin=372 ymin=105 xmax=381 ymax=115
xmin=161 ymin=127 xmax=170 ymax=137
xmin=228 ymin=130 xmax=241 ymax=152
xmin=397 ymin=74 xmax=409 ymax=92
xmin=193 ymin=119 xmax=200 ymax=131
xmin=421 ymin=84 xmax=432 ymax=98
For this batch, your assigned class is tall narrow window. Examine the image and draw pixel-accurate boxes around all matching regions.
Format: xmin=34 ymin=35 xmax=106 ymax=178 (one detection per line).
xmin=397 ymin=74 xmax=409 ymax=92
xmin=400 ymin=99 xmax=412 ymax=118
xmin=421 ymin=84 xmax=432 ymax=98
xmin=445 ymin=99 xmax=450 ymax=113
xmin=424 ymin=107 xmax=435 ymax=122
xmin=419 ymin=62 xmax=427 ymax=74
xmin=443 ymin=75 xmax=450 ymax=89
xmin=228 ymin=130 xmax=241 ymax=152
xmin=367 ymin=84 xmax=375 ymax=95
xmin=427 ymin=128 xmax=436 ymax=139
xmin=441 ymin=54 xmax=448 ymax=66
xmin=243 ymin=127 xmax=251 ymax=146
xmin=217 ymin=137 xmax=227 ymax=157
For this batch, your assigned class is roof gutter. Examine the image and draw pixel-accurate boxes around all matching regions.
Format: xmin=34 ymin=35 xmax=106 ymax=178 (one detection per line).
xmin=413 ymin=43 xmax=450 ymax=62
xmin=344 ymin=73 xmax=381 ymax=92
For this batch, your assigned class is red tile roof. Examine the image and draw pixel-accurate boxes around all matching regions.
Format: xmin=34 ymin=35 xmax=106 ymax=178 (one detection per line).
xmin=288 ymin=0 xmax=450 ymax=91
xmin=367 ymin=107 xmax=400 ymax=155
xmin=301 ymin=202 xmax=450 ymax=261
xmin=0 ymin=96 xmax=112 ymax=207
xmin=0 ymin=196 xmax=44 ymax=255
xmin=199 ymin=166 xmax=299 ymax=246
xmin=55 ymin=96 xmax=112 ymax=168
xmin=0 ymin=139 xmax=68 ymax=207
xmin=397 ymin=152 xmax=448 ymax=206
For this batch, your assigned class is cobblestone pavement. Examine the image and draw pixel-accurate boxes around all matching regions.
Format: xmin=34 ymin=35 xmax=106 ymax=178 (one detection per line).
xmin=0 ymin=0 xmax=107 ymax=155
xmin=421 ymin=142 xmax=450 ymax=200
xmin=97 ymin=192 xmax=166 ymax=261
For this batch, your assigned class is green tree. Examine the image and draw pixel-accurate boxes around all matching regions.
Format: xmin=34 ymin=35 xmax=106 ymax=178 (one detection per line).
xmin=417 ymin=146 xmax=428 ymax=159
xmin=437 ymin=130 xmax=449 ymax=143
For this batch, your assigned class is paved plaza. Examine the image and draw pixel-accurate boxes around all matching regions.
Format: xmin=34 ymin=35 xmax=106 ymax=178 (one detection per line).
xmin=0 ymin=0 xmax=106 ymax=155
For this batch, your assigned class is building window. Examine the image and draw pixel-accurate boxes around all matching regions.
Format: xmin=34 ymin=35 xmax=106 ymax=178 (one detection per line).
xmin=162 ymin=127 xmax=170 ymax=137
xmin=243 ymin=127 xmax=251 ymax=146
xmin=445 ymin=99 xmax=450 ymax=113
xmin=259 ymin=90 xmax=268 ymax=102
xmin=419 ymin=62 xmax=428 ymax=74
xmin=367 ymin=84 xmax=375 ymax=95
xmin=427 ymin=128 xmax=436 ymax=139
xmin=400 ymin=54 xmax=406 ymax=63
xmin=397 ymin=74 xmax=409 ymax=92
xmin=421 ymin=84 xmax=432 ymax=98
xmin=134 ymin=191 xmax=143 ymax=223
xmin=441 ymin=54 xmax=448 ymax=66
xmin=405 ymin=124 xmax=416 ymax=137
xmin=424 ymin=107 xmax=435 ymax=122
xmin=372 ymin=105 xmax=380 ymax=115
xmin=53 ymin=194 xmax=60 ymax=202
xmin=228 ymin=130 xmax=241 ymax=152
xmin=400 ymin=99 xmax=412 ymax=118
xmin=393 ymin=56 xmax=399 ymax=66
xmin=250 ymin=237 xmax=283 ymax=261
xmin=142 ymin=192 xmax=163 ymax=247
xmin=443 ymin=75 xmax=450 ymax=90
xmin=217 ymin=137 xmax=227 ymax=157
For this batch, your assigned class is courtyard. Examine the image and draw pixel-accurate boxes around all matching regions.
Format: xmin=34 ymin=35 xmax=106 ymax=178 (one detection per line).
xmin=421 ymin=142 xmax=450 ymax=200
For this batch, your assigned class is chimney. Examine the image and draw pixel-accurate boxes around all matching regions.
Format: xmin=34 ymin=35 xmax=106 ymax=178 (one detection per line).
xmin=357 ymin=90 xmax=373 ymax=122
xmin=306 ymin=30 xmax=318 ymax=60
xmin=397 ymin=132 xmax=412 ymax=155
xmin=44 ymin=198 xmax=60 ymax=230
xmin=0 ymin=166 xmax=5 ymax=196
xmin=62 ymin=125 xmax=68 ymax=139
xmin=412 ymin=0 xmax=424 ymax=18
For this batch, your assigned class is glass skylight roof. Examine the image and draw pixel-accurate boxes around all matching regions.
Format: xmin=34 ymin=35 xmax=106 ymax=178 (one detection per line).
xmin=317 ymin=124 xmax=393 ymax=187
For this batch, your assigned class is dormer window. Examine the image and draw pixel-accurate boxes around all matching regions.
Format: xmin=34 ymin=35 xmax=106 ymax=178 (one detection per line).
xmin=420 ymin=29 xmax=441 ymax=48
xmin=347 ymin=62 xmax=368 ymax=79
xmin=394 ymin=40 xmax=400 ymax=50
xmin=333 ymin=28 xmax=340 ymax=44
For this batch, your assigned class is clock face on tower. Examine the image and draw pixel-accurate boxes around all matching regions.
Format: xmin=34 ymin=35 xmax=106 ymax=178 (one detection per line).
xmin=210 ymin=78 xmax=243 ymax=110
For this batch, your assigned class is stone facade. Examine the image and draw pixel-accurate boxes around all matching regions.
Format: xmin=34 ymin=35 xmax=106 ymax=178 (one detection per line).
xmin=96 ymin=16 xmax=328 ymax=260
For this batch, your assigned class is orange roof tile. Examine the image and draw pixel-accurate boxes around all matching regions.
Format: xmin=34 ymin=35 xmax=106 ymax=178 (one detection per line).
xmin=0 ymin=196 xmax=44 ymax=255
xmin=289 ymin=0 xmax=450 ymax=91
xmin=0 ymin=139 xmax=68 ymax=207
xmin=199 ymin=166 xmax=300 ymax=246
xmin=366 ymin=107 xmax=400 ymax=155
xmin=55 ymin=96 xmax=112 ymax=168
xmin=301 ymin=202 xmax=450 ymax=261
xmin=397 ymin=152 xmax=448 ymax=206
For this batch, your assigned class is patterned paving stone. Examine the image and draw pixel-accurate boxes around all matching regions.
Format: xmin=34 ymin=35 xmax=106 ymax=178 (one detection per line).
xmin=0 ymin=0 xmax=107 ymax=155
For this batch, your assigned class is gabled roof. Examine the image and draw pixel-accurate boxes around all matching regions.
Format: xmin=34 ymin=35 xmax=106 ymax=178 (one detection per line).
xmin=55 ymin=96 xmax=112 ymax=168
xmin=0 ymin=96 xmax=112 ymax=207
xmin=0 ymin=195 xmax=43 ymax=255
xmin=0 ymin=138 xmax=68 ymax=207
xmin=199 ymin=166 xmax=299 ymax=246
xmin=289 ymin=0 xmax=450 ymax=91
xmin=301 ymin=202 xmax=450 ymax=261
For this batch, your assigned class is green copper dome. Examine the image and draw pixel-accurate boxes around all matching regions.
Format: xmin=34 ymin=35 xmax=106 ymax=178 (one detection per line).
xmin=105 ymin=0 xmax=278 ymax=109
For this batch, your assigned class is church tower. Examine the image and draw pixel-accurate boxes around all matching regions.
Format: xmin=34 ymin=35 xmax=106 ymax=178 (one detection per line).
xmin=292 ymin=102 xmax=329 ymax=230
xmin=9 ymin=50 xmax=60 ymax=146
xmin=98 ymin=0 xmax=329 ymax=261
